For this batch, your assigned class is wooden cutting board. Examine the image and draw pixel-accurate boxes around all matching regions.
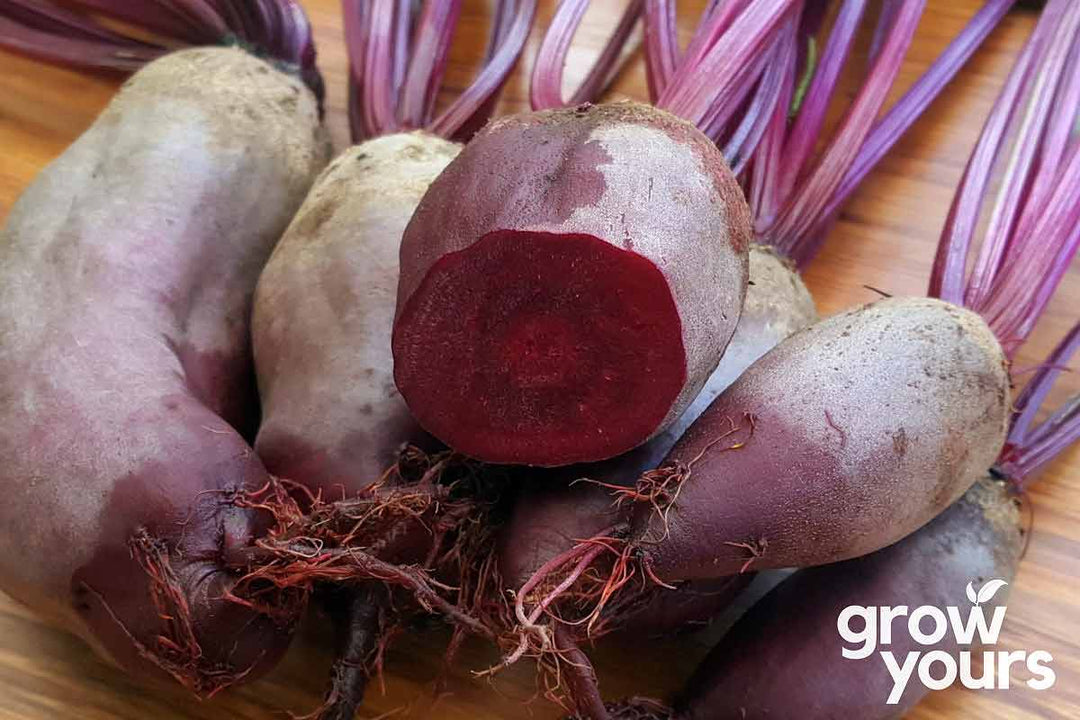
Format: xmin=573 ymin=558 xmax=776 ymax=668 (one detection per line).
xmin=0 ymin=1 xmax=1076 ymax=718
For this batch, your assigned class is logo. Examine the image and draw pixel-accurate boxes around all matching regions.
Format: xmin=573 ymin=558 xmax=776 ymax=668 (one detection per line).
xmin=836 ymin=580 xmax=1055 ymax=704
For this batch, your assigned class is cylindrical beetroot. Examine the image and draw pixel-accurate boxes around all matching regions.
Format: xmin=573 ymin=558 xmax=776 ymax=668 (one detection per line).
xmin=393 ymin=101 xmax=751 ymax=466
xmin=638 ymin=297 xmax=1010 ymax=582
xmin=254 ymin=133 xmax=461 ymax=498
xmin=674 ymin=476 xmax=1023 ymax=719
xmin=670 ymin=318 xmax=1080 ymax=718
xmin=0 ymin=47 xmax=328 ymax=691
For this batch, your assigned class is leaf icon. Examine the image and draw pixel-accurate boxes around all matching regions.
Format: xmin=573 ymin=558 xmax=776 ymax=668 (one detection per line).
xmin=966 ymin=581 xmax=977 ymax=604
xmin=976 ymin=579 xmax=1008 ymax=605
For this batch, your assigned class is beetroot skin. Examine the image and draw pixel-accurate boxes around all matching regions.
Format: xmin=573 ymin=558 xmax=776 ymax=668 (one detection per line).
xmin=0 ymin=48 xmax=328 ymax=691
xmin=393 ymin=102 xmax=751 ymax=467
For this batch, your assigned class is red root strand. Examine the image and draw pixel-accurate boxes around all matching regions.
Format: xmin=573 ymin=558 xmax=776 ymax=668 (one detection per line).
xmin=824 ymin=409 xmax=848 ymax=448
xmin=551 ymin=625 xmax=610 ymax=720
xmin=722 ymin=538 xmax=769 ymax=574
xmin=127 ymin=445 xmax=504 ymax=707
xmin=296 ymin=587 xmax=386 ymax=720
xmin=494 ymin=415 xmax=758 ymax=675
xmin=108 ymin=530 xmax=269 ymax=697
xmin=222 ymin=446 xmax=500 ymax=643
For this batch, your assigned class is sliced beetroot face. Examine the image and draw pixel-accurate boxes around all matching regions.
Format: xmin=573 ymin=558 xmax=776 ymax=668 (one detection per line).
xmin=394 ymin=229 xmax=686 ymax=465
xmin=394 ymin=103 xmax=751 ymax=466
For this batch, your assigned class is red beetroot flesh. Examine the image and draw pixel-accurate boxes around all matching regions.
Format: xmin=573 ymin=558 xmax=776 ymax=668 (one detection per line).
xmin=395 ymin=229 xmax=687 ymax=465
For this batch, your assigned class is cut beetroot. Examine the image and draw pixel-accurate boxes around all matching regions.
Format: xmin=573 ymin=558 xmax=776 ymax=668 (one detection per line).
xmin=393 ymin=103 xmax=751 ymax=467
xmin=393 ymin=229 xmax=687 ymax=466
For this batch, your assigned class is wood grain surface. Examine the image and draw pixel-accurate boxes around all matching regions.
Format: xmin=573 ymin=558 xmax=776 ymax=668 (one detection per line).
xmin=0 ymin=1 xmax=1077 ymax=718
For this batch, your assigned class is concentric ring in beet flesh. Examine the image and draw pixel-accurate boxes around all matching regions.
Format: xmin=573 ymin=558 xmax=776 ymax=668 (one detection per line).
xmin=392 ymin=229 xmax=686 ymax=466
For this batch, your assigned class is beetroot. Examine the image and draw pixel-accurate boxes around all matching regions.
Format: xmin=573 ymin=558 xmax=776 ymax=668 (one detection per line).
xmin=393 ymin=102 xmax=752 ymax=467
xmin=672 ymin=358 xmax=1080 ymax=720
xmin=675 ymin=476 xmax=1024 ymax=719
xmin=254 ymin=135 xmax=461 ymax=500
xmin=634 ymin=298 xmax=1008 ymax=581
xmin=0 ymin=3 xmax=329 ymax=693
xmin=671 ymin=317 xmax=1080 ymax=719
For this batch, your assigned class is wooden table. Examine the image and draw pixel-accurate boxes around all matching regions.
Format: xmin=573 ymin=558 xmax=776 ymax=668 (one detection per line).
xmin=0 ymin=1 xmax=1077 ymax=718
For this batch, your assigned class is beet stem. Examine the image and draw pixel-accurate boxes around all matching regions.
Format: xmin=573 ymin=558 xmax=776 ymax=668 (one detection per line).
xmin=399 ymin=0 xmax=462 ymax=129
xmin=1000 ymin=322 xmax=1080 ymax=486
xmin=722 ymin=16 xmax=796 ymax=175
xmin=773 ymin=0 xmax=867 ymax=206
xmin=0 ymin=0 xmax=323 ymax=97
xmin=1010 ymin=322 xmax=1080 ymax=444
xmin=765 ymin=0 xmax=925 ymax=266
xmin=344 ymin=0 xmax=536 ymax=141
xmin=930 ymin=0 xmax=1080 ymax=350
xmin=532 ymin=0 xmax=643 ymax=110
xmin=826 ymin=0 xmax=1016 ymax=238
xmin=643 ymin=0 xmax=678 ymax=101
